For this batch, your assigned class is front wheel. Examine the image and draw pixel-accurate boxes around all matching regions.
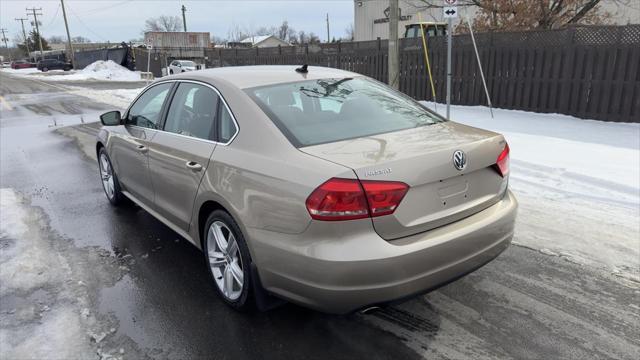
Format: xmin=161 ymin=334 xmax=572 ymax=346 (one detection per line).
xmin=98 ymin=147 xmax=124 ymax=206
xmin=169 ymin=69 xmax=173 ymax=75
xmin=203 ymin=210 xmax=253 ymax=310
xmin=42 ymin=67 xmax=48 ymax=72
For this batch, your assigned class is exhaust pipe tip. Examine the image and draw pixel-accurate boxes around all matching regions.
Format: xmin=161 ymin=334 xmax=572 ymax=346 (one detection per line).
xmin=359 ymin=306 xmax=381 ymax=315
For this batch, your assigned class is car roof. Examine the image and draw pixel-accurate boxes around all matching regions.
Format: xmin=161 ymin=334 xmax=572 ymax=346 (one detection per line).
xmin=169 ymin=65 xmax=362 ymax=89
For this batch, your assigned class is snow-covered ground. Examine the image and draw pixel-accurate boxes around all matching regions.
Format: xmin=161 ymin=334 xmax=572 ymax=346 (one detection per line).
xmin=0 ymin=60 xmax=142 ymax=82
xmin=67 ymin=87 xmax=143 ymax=111
xmin=422 ymin=102 xmax=640 ymax=281
xmin=0 ymin=67 xmax=40 ymax=75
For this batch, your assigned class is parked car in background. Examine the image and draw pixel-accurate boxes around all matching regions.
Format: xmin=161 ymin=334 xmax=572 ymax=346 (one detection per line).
xmin=1 ymin=62 xmax=11 ymax=68
xmin=168 ymin=60 xmax=197 ymax=74
xmin=11 ymin=60 xmax=36 ymax=69
xmin=95 ymin=65 xmax=517 ymax=314
xmin=37 ymin=59 xmax=72 ymax=72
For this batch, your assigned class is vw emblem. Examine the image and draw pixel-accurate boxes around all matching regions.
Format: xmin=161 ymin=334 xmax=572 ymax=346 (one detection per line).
xmin=453 ymin=150 xmax=467 ymax=171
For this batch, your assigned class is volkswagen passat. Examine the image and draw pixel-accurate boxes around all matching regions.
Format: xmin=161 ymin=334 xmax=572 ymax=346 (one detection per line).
xmin=96 ymin=65 xmax=517 ymax=314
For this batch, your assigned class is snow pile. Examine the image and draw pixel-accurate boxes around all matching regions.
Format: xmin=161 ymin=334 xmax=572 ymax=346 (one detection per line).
xmin=56 ymin=60 xmax=141 ymax=81
xmin=422 ymin=102 xmax=640 ymax=281
xmin=1 ymin=60 xmax=142 ymax=82
xmin=78 ymin=60 xmax=140 ymax=81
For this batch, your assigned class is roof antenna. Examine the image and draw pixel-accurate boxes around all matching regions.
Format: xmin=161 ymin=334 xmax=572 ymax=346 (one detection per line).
xmin=295 ymin=64 xmax=308 ymax=73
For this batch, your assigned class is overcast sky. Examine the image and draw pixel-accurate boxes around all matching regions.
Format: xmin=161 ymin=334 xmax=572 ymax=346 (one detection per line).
xmin=1 ymin=0 xmax=354 ymax=44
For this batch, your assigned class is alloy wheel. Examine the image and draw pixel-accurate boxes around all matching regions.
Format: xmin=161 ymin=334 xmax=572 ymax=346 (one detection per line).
xmin=207 ymin=221 xmax=244 ymax=301
xmin=99 ymin=153 xmax=115 ymax=200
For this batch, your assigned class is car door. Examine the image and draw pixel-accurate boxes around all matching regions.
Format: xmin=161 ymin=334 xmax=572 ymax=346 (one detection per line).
xmin=110 ymin=82 xmax=173 ymax=206
xmin=147 ymin=81 xmax=219 ymax=231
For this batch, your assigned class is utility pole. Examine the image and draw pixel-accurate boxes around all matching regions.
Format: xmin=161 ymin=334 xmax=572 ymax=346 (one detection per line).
xmin=60 ymin=0 xmax=75 ymax=68
xmin=0 ymin=29 xmax=10 ymax=61
xmin=326 ymin=13 xmax=330 ymax=43
xmin=26 ymin=7 xmax=44 ymax=61
xmin=0 ymin=29 xmax=8 ymax=48
xmin=181 ymin=5 xmax=187 ymax=32
xmin=15 ymin=18 xmax=31 ymax=57
xmin=388 ymin=0 xmax=399 ymax=90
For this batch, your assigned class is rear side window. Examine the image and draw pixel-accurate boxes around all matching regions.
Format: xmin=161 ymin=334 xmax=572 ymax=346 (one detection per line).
xmin=126 ymin=83 xmax=172 ymax=129
xmin=246 ymin=77 xmax=445 ymax=147
xmin=164 ymin=83 xmax=219 ymax=140
xmin=218 ymin=105 xmax=237 ymax=143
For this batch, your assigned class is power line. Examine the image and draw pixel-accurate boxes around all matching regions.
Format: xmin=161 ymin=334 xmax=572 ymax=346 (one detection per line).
xmin=65 ymin=3 xmax=108 ymax=42
xmin=74 ymin=0 xmax=132 ymax=15
xmin=43 ymin=4 xmax=61 ymax=29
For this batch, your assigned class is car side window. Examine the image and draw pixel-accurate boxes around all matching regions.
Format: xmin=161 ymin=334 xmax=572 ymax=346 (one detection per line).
xmin=126 ymin=83 xmax=172 ymax=129
xmin=218 ymin=103 xmax=238 ymax=143
xmin=164 ymin=83 xmax=218 ymax=140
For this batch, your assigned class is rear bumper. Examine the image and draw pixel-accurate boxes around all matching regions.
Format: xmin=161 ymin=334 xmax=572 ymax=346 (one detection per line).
xmin=249 ymin=190 xmax=518 ymax=314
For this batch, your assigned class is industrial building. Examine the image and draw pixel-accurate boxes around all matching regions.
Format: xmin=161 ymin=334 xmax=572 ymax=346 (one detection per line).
xmin=353 ymin=0 xmax=470 ymax=41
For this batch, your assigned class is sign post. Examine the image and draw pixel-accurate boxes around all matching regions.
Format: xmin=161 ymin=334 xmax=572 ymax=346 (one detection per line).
xmin=443 ymin=0 xmax=457 ymax=120
xmin=146 ymin=43 xmax=152 ymax=85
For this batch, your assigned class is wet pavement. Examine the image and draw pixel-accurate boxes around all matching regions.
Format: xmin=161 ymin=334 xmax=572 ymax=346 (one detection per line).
xmin=1 ymin=71 xmax=638 ymax=359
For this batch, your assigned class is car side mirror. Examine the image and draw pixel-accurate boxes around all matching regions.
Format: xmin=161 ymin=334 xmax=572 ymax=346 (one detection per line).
xmin=100 ymin=111 xmax=121 ymax=126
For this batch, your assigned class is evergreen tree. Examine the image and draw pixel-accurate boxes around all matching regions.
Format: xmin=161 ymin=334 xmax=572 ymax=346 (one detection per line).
xmin=17 ymin=30 xmax=51 ymax=54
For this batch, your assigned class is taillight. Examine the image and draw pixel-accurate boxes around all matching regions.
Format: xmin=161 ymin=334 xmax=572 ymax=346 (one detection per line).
xmin=306 ymin=178 xmax=409 ymax=221
xmin=361 ymin=180 xmax=409 ymax=217
xmin=496 ymin=143 xmax=510 ymax=177
xmin=305 ymin=178 xmax=369 ymax=221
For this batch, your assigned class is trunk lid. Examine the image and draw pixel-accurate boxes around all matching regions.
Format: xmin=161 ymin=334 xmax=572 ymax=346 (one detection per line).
xmin=300 ymin=121 xmax=509 ymax=240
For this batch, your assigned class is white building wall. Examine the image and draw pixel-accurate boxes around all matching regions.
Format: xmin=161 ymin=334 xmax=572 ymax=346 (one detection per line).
xmin=354 ymin=0 xmax=471 ymax=41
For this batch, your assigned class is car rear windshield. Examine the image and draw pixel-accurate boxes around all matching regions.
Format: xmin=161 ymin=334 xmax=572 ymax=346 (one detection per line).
xmin=246 ymin=77 xmax=445 ymax=147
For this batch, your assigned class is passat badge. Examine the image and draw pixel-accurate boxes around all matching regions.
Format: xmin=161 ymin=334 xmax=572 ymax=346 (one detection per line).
xmin=453 ymin=150 xmax=467 ymax=171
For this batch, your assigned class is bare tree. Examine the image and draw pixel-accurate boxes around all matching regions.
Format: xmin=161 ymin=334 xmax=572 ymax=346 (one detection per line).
xmin=47 ymin=35 xmax=65 ymax=44
xmin=143 ymin=15 xmax=182 ymax=32
xmin=278 ymin=21 xmax=290 ymax=41
xmin=71 ymin=36 xmax=91 ymax=43
xmin=227 ymin=24 xmax=250 ymax=42
xmin=344 ymin=23 xmax=354 ymax=40
xmin=210 ymin=35 xmax=226 ymax=45
xmin=276 ymin=20 xmax=297 ymax=42
xmin=447 ymin=0 xmax=613 ymax=32
xmin=255 ymin=26 xmax=279 ymax=37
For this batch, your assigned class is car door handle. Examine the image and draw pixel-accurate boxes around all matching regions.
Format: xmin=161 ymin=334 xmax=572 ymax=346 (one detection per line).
xmin=136 ymin=145 xmax=148 ymax=153
xmin=186 ymin=161 xmax=202 ymax=171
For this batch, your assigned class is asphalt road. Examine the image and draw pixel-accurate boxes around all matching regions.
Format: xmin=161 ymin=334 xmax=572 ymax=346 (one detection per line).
xmin=1 ymin=71 xmax=638 ymax=360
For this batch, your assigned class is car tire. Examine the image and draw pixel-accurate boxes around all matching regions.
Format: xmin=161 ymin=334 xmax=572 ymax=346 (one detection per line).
xmin=98 ymin=147 xmax=125 ymax=206
xmin=169 ymin=69 xmax=173 ymax=75
xmin=203 ymin=210 xmax=253 ymax=311
xmin=42 ymin=67 xmax=48 ymax=72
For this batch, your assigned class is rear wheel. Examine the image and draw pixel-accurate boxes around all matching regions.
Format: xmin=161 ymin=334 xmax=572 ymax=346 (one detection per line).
xmin=98 ymin=148 xmax=124 ymax=206
xmin=203 ymin=210 xmax=252 ymax=310
xmin=42 ymin=67 xmax=48 ymax=72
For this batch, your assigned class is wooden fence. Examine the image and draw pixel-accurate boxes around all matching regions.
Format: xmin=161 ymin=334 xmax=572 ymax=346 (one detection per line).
xmin=156 ymin=25 xmax=640 ymax=123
